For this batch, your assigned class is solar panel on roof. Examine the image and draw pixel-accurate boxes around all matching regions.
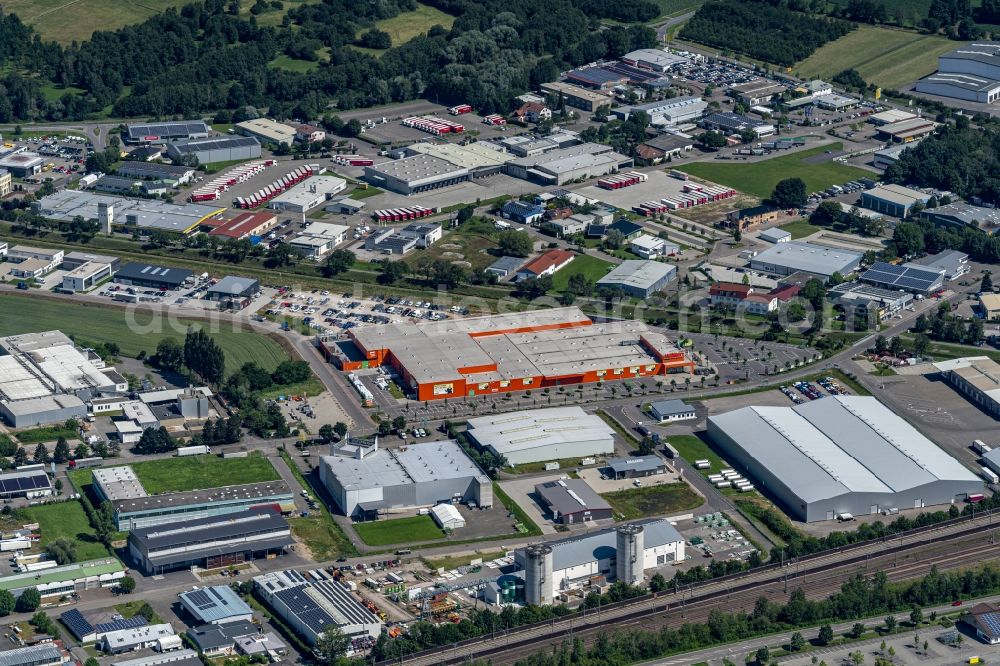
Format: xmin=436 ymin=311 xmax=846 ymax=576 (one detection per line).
xmin=61 ymin=609 xmax=95 ymax=638
xmin=94 ymin=616 xmax=147 ymax=633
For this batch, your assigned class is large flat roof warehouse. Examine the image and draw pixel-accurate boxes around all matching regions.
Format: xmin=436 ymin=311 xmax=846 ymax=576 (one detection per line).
xmin=33 ymin=190 xmax=224 ymax=234
xmin=345 ymin=306 xmax=691 ymax=400
xmin=707 ymin=396 xmax=982 ymax=522
xmin=749 ymin=241 xmax=863 ymax=279
xmin=166 ymin=135 xmax=261 ymax=158
xmin=268 ymin=176 xmax=346 ymax=211
xmin=0 ymin=644 xmax=64 ymax=666
xmin=466 ymin=406 xmax=615 ymax=465
xmin=125 ymin=120 xmax=209 ymax=143
xmin=406 ymin=142 xmax=514 ymax=169
xmin=0 ymin=330 xmax=122 ymax=402
xmin=935 ymin=356 xmax=1000 ymax=418
xmin=596 ymin=260 xmax=676 ymax=296
xmin=0 ymin=557 xmax=124 ymax=595
xmin=621 ymin=48 xmax=688 ymax=71
xmin=236 ymin=118 xmax=297 ymax=145
xmin=320 ymin=439 xmax=485 ymax=493
xmin=115 ymin=262 xmax=193 ymax=288
xmin=940 ymin=41 xmax=1000 ymax=70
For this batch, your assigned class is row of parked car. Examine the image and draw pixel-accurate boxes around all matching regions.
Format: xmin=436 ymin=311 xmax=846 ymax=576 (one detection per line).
xmin=780 ymin=376 xmax=849 ymax=403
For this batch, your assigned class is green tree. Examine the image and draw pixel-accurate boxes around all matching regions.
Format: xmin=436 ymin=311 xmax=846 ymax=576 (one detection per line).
xmin=45 ymin=537 xmax=77 ymax=565
xmin=118 ymin=576 xmax=136 ymax=594
xmin=884 ymin=615 xmax=897 ymax=633
xmin=16 ymin=588 xmax=40 ymax=613
xmin=818 ymin=624 xmax=834 ymax=645
xmin=323 ymin=249 xmax=355 ymax=276
xmin=497 ymin=230 xmax=533 ymax=257
xmin=0 ymin=590 xmax=14 ymax=616
xmin=53 ymin=437 xmax=71 ymax=464
xmin=790 ymin=631 xmax=806 ymax=651
xmin=983 ymin=272 xmax=994 ymax=293
xmin=94 ymin=500 xmax=117 ymax=546
xmin=154 ymin=338 xmax=185 ymax=373
xmin=391 ymin=416 xmax=407 ymax=433
xmin=315 ymin=626 xmax=351 ymax=665
xmin=33 ymin=443 xmax=49 ymax=464
xmin=184 ymin=328 xmax=226 ymax=385
xmin=755 ymin=646 xmax=770 ymax=665
xmin=377 ymin=261 xmax=407 ymax=285
xmin=910 ymin=606 xmax=923 ymax=626
xmin=333 ymin=422 xmax=348 ymax=438
xmin=771 ymin=178 xmax=807 ymax=208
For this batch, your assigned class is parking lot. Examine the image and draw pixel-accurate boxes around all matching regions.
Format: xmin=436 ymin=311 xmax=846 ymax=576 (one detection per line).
xmin=690 ymin=333 xmax=818 ymax=384
xmin=1 ymin=133 xmax=92 ymax=193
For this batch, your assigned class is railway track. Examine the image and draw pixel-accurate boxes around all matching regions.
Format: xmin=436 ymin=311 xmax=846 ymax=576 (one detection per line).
xmin=386 ymin=514 xmax=1000 ymax=666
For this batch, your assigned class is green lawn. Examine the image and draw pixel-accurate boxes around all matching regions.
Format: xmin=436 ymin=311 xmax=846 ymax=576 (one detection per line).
xmin=14 ymin=422 xmax=79 ymax=443
xmin=0 ymin=294 xmax=289 ymax=378
xmin=115 ymin=601 xmax=162 ymax=623
xmin=268 ymin=54 xmax=321 ymax=73
xmin=602 ymin=483 xmax=704 ymax=520
xmin=778 ymin=219 xmax=821 ymax=240
xmin=22 ymin=502 xmax=110 ymax=561
xmin=354 ymin=515 xmax=445 ymax=546
xmin=349 ymin=186 xmax=384 ymax=200
xmin=130 ymin=453 xmax=280 ymax=494
xmin=279 ymin=451 xmax=357 ymax=559
xmin=680 ymin=143 xmax=871 ymax=200
xmin=796 ymin=25 xmax=955 ymax=88
xmin=550 ymin=254 xmax=615 ymax=292
xmin=669 ymin=434 xmax=727 ymax=475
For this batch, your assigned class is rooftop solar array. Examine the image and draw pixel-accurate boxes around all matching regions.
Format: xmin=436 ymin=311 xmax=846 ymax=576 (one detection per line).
xmin=862 ymin=261 xmax=944 ymax=293
xmin=170 ymin=136 xmax=260 ymax=154
xmin=94 ymin=616 xmax=148 ymax=634
xmin=126 ymin=121 xmax=209 ymax=140
xmin=0 ymin=471 xmax=51 ymax=496
xmin=60 ymin=609 xmax=95 ymax=639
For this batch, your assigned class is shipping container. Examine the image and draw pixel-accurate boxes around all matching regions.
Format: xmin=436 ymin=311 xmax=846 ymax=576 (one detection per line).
xmin=176 ymin=445 xmax=210 ymax=457
xmin=973 ymin=439 xmax=992 ymax=455
xmin=981 ymin=466 xmax=999 ymax=484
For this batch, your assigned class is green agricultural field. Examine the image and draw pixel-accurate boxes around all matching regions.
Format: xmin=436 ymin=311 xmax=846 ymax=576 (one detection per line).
xmin=795 ymin=25 xmax=956 ymax=90
xmin=130 ymin=453 xmax=280 ymax=494
xmin=0 ymin=294 xmax=289 ymax=378
xmin=5 ymin=0 xmax=188 ymax=44
xmin=22 ymin=501 xmax=110 ymax=561
xmin=602 ymin=483 xmax=704 ymax=520
xmin=680 ymin=143 xmax=871 ymax=200
xmin=549 ymin=254 xmax=615 ymax=292
xmin=365 ymin=3 xmax=455 ymax=47
xmin=354 ymin=515 xmax=445 ymax=546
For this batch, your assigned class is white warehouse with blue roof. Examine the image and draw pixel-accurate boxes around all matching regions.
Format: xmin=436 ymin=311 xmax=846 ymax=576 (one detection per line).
xmin=707 ymin=396 xmax=982 ymax=522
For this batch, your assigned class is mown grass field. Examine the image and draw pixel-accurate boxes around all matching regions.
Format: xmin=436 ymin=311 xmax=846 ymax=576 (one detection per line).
xmin=21 ymin=501 xmax=110 ymax=561
xmin=354 ymin=515 xmax=445 ymax=546
xmin=680 ymin=143 xmax=871 ymax=200
xmin=6 ymin=0 xmax=187 ymax=44
xmin=778 ymin=219 xmax=822 ymax=240
xmin=130 ymin=453 xmax=280 ymax=494
xmin=365 ymin=3 xmax=455 ymax=46
xmin=0 ymin=294 xmax=289 ymax=377
xmin=669 ymin=434 xmax=727 ymax=475
xmin=795 ymin=25 xmax=956 ymax=90
xmin=267 ymin=55 xmax=321 ymax=74
xmin=549 ymin=254 xmax=615 ymax=292
xmin=602 ymin=483 xmax=703 ymax=520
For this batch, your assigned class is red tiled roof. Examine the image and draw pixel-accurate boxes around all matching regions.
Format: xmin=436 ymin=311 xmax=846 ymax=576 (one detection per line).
xmin=709 ymin=282 xmax=753 ymax=297
xmin=769 ymin=284 xmax=801 ymax=301
xmin=521 ymin=249 xmax=575 ymax=276
xmin=209 ymin=211 xmax=277 ymax=239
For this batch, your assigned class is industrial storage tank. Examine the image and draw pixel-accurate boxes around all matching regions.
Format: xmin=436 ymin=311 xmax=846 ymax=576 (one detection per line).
xmin=616 ymin=523 xmax=645 ymax=586
xmin=523 ymin=544 xmax=554 ymax=605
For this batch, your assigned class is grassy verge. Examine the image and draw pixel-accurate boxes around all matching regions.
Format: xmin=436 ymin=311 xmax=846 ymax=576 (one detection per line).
xmin=130 ymin=452 xmax=279 ymax=494
xmin=900 ymin=335 xmax=1000 ymax=363
xmin=778 ymin=219 xmax=821 ymax=240
xmin=278 ymin=450 xmax=357 ymax=558
xmin=602 ymin=483 xmax=704 ymax=520
xmin=549 ymin=255 xmax=615 ymax=292
xmin=506 ymin=456 xmax=598 ymax=474
xmin=259 ymin=376 xmax=326 ymax=400
xmin=115 ymin=601 xmax=162 ymax=623
xmin=595 ymin=409 xmax=640 ymax=447
xmin=493 ymin=483 xmax=542 ymax=537
xmin=423 ymin=549 xmax=508 ymax=571
xmin=669 ymin=434 xmax=727 ymax=475
xmin=354 ymin=515 xmax=445 ymax=546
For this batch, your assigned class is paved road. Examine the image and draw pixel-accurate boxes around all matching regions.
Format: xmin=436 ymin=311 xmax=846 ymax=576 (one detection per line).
xmin=655 ymin=11 xmax=696 ymax=41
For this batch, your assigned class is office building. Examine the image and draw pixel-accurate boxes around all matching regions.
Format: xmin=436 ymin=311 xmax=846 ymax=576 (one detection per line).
xmin=288 ymin=223 xmax=348 ymax=259
xmin=630 ymin=234 xmax=675 ymax=259
xmin=535 ymin=478 xmax=613 ymax=524
xmin=605 ymin=456 xmax=667 ymax=479
xmin=100 ymin=624 xmax=175 ymax=655
xmin=165 ymin=136 xmax=262 ymax=164
xmin=649 ymin=399 xmax=696 ymax=422
xmin=935 ymin=357 xmax=1000 ymax=420
xmin=62 ymin=261 xmax=113 ymax=292
xmin=254 ymin=569 xmax=382 ymax=644
xmin=749 ymin=241 xmax=863 ymax=281
xmin=466 ymin=407 xmax=615 ymax=466
xmin=596 ymin=260 xmax=676 ymax=298
xmin=124 ymin=121 xmax=209 ymax=144
xmin=0 ymin=169 xmax=12 ymax=197
xmin=706 ymin=395 xmax=982 ymax=521
xmin=128 ymin=508 xmax=292 ymax=574
xmin=539 ymin=82 xmax=611 ymax=112
xmin=332 ymin=306 xmax=693 ymax=401
xmin=62 ymin=251 xmax=120 ymax=273
xmin=319 ymin=438 xmax=492 ymax=518
xmin=235 ymin=119 xmax=297 ymax=146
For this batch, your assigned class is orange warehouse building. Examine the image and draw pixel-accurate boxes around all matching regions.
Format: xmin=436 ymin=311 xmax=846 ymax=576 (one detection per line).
xmin=321 ymin=307 xmax=693 ymax=401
